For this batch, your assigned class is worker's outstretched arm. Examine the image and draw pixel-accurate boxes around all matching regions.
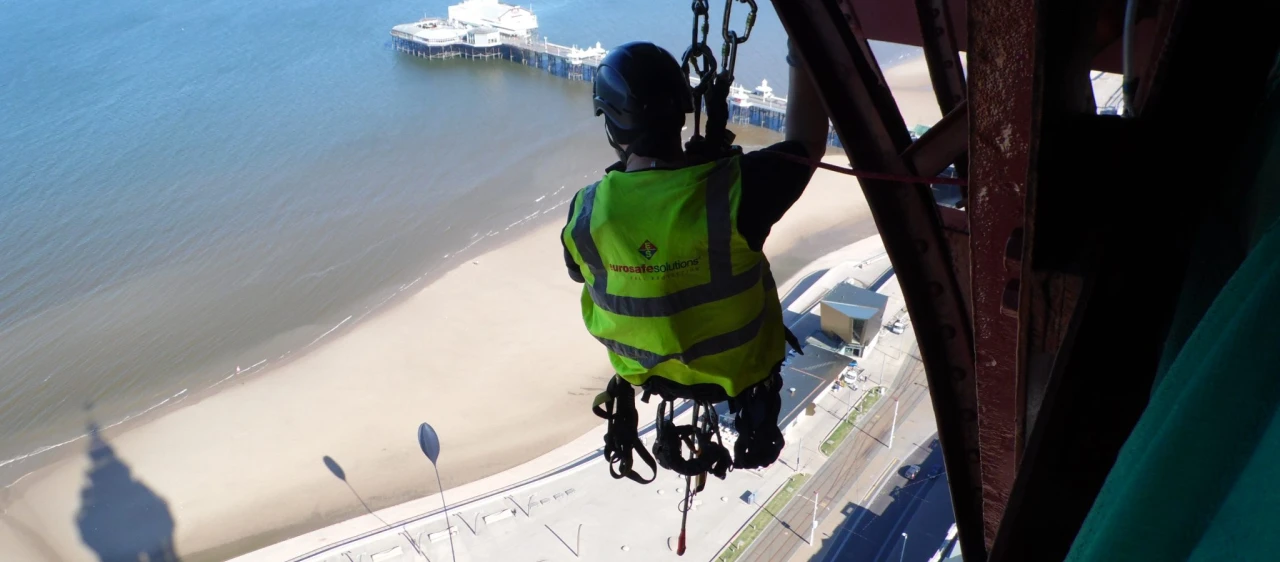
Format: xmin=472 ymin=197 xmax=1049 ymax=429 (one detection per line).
xmin=784 ymin=41 xmax=831 ymax=162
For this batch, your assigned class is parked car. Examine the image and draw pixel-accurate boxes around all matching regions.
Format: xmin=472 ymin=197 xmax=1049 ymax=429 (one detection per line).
xmin=902 ymin=464 xmax=921 ymax=480
xmin=841 ymin=366 xmax=864 ymax=386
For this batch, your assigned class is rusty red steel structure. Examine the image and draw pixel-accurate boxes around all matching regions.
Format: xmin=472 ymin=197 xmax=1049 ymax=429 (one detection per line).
xmin=770 ymin=0 xmax=1280 ymax=559
xmin=770 ymin=0 xmax=987 ymax=557
xmin=965 ymin=0 xmax=1036 ymax=546
xmin=827 ymin=0 xmax=1164 ymax=74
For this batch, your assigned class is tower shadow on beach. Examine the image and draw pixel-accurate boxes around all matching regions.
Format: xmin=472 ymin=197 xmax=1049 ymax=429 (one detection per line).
xmin=75 ymin=423 xmax=180 ymax=562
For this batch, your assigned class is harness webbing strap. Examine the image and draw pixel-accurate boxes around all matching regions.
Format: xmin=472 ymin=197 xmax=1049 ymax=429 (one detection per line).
xmin=729 ymin=368 xmax=785 ymax=470
xmin=785 ymin=327 xmax=803 ymax=355
xmin=592 ymin=376 xmax=657 ymax=485
xmin=596 ymin=369 xmax=785 ymax=485
xmin=653 ymin=400 xmax=732 ymax=479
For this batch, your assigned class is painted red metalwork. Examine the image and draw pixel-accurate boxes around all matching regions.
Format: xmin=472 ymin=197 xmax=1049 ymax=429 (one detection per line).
xmin=901 ymin=101 xmax=967 ymax=178
xmin=769 ymin=0 xmax=986 ymax=557
xmin=912 ymin=0 xmax=969 ymax=196
xmin=968 ymin=0 xmax=1038 ymax=548
xmin=838 ymin=0 xmax=1156 ymax=74
xmin=937 ymin=205 xmax=972 ymax=314
xmin=914 ymin=0 xmax=967 ymax=114
xmin=908 ymin=0 xmax=972 ymax=358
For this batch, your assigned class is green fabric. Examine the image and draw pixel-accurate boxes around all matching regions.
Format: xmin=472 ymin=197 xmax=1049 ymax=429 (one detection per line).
xmin=562 ymin=157 xmax=785 ymax=397
xmin=1067 ymin=60 xmax=1280 ymax=562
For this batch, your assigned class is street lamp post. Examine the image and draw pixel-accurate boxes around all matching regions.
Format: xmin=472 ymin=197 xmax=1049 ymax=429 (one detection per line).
xmin=809 ymin=491 xmax=818 ymax=544
xmin=889 ymin=399 xmax=899 ymax=448
xmin=899 ymin=532 xmax=908 ymax=562
xmin=418 ymin=422 xmax=458 ymax=562
xmin=797 ymin=437 xmax=802 ymax=472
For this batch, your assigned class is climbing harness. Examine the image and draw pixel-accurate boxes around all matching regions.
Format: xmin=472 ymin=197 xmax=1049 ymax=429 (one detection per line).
xmin=593 ymin=365 xmax=792 ymax=556
xmin=593 ymin=370 xmax=788 ymax=556
xmin=654 ymin=400 xmax=732 ymax=480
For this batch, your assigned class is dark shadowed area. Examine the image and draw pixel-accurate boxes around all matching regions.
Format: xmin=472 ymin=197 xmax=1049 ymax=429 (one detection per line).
xmin=76 ymin=423 xmax=179 ymax=562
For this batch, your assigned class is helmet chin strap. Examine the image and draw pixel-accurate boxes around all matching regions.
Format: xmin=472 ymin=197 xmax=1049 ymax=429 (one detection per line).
xmin=606 ymin=125 xmax=640 ymax=167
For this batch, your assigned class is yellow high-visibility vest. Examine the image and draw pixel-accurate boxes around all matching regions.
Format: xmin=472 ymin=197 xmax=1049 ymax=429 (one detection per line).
xmin=562 ymin=157 xmax=786 ymax=397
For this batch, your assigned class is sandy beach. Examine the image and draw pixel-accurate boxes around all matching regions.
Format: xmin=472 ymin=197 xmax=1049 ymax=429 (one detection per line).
xmin=0 ymin=57 xmax=937 ymax=562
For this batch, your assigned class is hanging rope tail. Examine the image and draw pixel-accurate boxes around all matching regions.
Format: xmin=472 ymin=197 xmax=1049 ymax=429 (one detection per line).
xmin=592 ymin=376 xmax=657 ymax=485
xmin=676 ymin=403 xmax=699 ymax=558
xmin=677 ymin=475 xmax=690 ymax=556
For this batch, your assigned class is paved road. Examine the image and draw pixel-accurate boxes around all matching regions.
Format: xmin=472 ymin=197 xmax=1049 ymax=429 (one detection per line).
xmin=739 ymin=343 xmax=929 ymax=562
xmin=823 ymin=442 xmax=953 ymax=562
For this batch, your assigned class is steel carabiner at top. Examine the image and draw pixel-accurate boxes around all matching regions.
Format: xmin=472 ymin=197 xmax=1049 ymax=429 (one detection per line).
xmin=719 ymin=0 xmax=757 ymax=79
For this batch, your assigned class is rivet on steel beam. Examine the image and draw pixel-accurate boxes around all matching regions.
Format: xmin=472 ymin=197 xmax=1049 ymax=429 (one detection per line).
xmin=929 ymin=282 xmax=944 ymax=297
xmin=1005 ymin=227 xmax=1024 ymax=265
xmin=1000 ymin=278 xmax=1021 ymax=317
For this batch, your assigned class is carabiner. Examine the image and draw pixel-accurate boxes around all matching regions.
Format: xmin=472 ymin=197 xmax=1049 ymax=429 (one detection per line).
xmin=718 ymin=0 xmax=757 ymax=79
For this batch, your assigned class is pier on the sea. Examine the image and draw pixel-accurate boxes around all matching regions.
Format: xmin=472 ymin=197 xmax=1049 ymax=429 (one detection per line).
xmin=391 ymin=29 xmax=607 ymax=80
xmin=390 ymin=29 xmax=844 ymax=148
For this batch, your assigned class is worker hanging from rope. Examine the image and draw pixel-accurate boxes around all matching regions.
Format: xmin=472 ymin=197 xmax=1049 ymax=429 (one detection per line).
xmin=560 ymin=0 xmax=831 ymax=555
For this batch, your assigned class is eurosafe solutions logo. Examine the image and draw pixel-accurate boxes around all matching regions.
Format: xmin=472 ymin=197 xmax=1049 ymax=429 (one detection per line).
xmin=638 ymin=239 xmax=658 ymax=260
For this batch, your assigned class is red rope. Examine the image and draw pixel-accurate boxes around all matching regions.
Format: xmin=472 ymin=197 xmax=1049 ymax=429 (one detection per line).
xmin=771 ymin=151 xmax=969 ymax=187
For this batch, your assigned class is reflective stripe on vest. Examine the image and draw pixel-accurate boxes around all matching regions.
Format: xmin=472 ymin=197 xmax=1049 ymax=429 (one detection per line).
xmin=594 ymin=307 xmax=767 ymax=369
xmin=570 ymin=158 xmax=761 ymax=318
xmin=570 ymin=158 xmax=767 ymax=368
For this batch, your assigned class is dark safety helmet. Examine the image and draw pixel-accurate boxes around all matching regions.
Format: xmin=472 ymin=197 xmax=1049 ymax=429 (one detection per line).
xmin=593 ymin=42 xmax=694 ymax=138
